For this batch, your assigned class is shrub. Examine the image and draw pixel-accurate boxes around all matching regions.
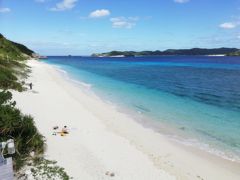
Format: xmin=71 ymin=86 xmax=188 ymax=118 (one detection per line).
xmin=0 ymin=90 xmax=45 ymax=170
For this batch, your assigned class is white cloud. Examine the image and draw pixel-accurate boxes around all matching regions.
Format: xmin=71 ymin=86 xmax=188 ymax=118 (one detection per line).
xmin=50 ymin=0 xmax=78 ymax=11
xmin=219 ymin=22 xmax=237 ymax=29
xmin=89 ymin=9 xmax=110 ymax=18
xmin=0 ymin=8 xmax=11 ymax=13
xmin=174 ymin=0 xmax=190 ymax=3
xmin=110 ymin=17 xmax=139 ymax=29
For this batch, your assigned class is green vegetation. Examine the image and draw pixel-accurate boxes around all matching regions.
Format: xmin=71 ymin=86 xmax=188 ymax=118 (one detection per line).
xmin=227 ymin=50 xmax=240 ymax=56
xmin=0 ymin=33 xmax=34 ymax=61
xmin=0 ymin=90 xmax=45 ymax=170
xmin=0 ymin=59 xmax=28 ymax=91
xmin=29 ymin=157 xmax=71 ymax=180
xmin=92 ymin=48 xmax=239 ymax=57
xmin=0 ymin=34 xmax=44 ymax=170
xmin=12 ymin=41 xmax=34 ymax=57
xmin=0 ymin=33 xmax=70 ymax=179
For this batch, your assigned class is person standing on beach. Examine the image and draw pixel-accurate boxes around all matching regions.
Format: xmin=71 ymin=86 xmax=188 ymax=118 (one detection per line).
xmin=29 ymin=83 xmax=33 ymax=90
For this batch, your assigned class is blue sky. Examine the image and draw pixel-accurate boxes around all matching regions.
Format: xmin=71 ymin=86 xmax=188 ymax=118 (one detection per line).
xmin=1 ymin=0 xmax=240 ymax=55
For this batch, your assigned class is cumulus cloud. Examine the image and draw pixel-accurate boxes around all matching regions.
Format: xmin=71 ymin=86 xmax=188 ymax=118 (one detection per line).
xmin=0 ymin=8 xmax=11 ymax=13
xmin=174 ymin=0 xmax=190 ymax=3
xmin=89 ymin=9 xmax=110 ymax=18
xmin=110 ymin=17 xmax=139 ymax=29
xmin=219 ymin=22 xmax=237 ymax=29
xmin=50 ymin=0 xmax=78 ymax=11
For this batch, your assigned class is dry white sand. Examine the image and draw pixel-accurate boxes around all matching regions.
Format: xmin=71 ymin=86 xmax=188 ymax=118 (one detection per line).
xmin=13 ymin=60 xmax=240 ymax=180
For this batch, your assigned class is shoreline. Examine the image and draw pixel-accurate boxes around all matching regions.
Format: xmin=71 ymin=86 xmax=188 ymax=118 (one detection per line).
xmin=13 ymin=60 xmax=240 ymax=179
xmin=53 ymin=62 xmax=240 ymax=163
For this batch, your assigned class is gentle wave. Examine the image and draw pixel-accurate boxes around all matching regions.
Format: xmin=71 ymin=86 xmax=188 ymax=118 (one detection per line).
xmin=45 ymin=56 xmax=240 ymax=163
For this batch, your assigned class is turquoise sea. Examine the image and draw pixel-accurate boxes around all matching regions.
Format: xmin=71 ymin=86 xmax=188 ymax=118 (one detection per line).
xmin=46 ymin=56 xmax=240 ymax=162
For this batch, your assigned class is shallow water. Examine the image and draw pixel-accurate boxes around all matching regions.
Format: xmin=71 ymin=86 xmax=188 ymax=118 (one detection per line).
xmin=46 ymin=56 xmax=240 ymax=162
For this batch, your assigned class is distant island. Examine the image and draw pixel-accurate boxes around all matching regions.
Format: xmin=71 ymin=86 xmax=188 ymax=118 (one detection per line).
xmin=92 ymin=48 xmax=240 ymax=57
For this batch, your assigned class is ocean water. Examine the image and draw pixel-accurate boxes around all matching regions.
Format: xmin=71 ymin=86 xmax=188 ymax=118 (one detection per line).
xmin=46 ymin=56 xmax=240 ymax=162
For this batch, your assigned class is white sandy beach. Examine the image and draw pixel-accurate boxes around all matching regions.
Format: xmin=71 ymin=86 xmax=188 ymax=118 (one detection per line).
xmin=12 ymin=60 xmax=240 ymax=180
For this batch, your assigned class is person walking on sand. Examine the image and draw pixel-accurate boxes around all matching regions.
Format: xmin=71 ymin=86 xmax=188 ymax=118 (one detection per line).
xmin=29 ymin=83 xmax=33 ymax=90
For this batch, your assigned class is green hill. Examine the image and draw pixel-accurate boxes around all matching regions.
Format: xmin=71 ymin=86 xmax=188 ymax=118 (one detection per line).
xmin=0 ymin=33 xmax=34 ymax=61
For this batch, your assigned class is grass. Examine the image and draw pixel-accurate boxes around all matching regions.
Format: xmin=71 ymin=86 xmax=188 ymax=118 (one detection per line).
xmin=0 ymin=90 xmax=45 ymax=170
xmin=30 ymin=157 xmax=72 ymax=180
xmin=0 ymin=34 xmax=70 ymax=179
xmin=0 ymin=58 xmax=28 ymax=91
xmin=0 ymin=57 xmax=44 ymax=170
xmin=0 ymin=33 xmax=32 ymax=61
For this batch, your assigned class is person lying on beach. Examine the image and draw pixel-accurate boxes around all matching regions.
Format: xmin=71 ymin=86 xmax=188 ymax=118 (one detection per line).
xmin=57 ymin=126 xmax=69 ymax=137
xmin=52 ymin=126 xmax=69 ymax=136
xmin=62 ymin=126 xmax=69 ymax=134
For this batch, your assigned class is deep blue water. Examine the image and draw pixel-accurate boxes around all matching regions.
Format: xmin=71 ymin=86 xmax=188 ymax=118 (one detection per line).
xmin=46 ymin=56 xmax=240 ymax=161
